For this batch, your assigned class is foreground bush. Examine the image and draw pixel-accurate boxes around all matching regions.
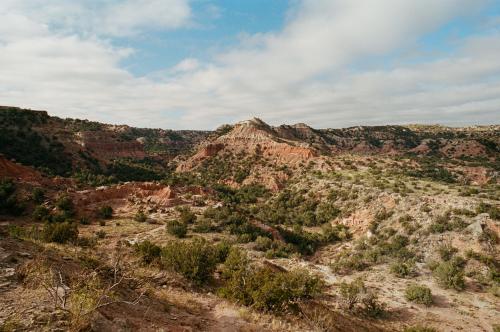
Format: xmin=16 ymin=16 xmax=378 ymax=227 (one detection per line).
xmin=405 ymin=284 xmax=433 ymax=306
xmin=161 ymin=238 xmax=221 ymax=285
xmin=42 ymin=222 xmax=78 ymax=244
xmin=219 ymin=248 xmax=322 ymax=312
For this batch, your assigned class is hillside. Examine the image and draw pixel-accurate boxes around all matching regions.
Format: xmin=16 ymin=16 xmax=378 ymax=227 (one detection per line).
xmin=0 ymin=106 xmax=210 ymax=179
xmin=0 ymin=107 xmax=499 ymax=332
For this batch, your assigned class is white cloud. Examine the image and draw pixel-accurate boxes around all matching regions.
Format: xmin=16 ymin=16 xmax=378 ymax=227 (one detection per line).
xmin=0 ymin=0 xmax=191 ymax=37
xmin=170 ymin=58 xmax=200 ymax=73
xmin=0 ymin=0 xmax=498 ymax=129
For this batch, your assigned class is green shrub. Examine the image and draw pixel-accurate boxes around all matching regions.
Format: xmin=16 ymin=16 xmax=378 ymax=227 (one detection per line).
xmin=321 ymin=223 xmax=351 ymax=243
xmin=361 ymin=292 xmax=385 ymax=318
xmin=254 ymin=236 xmax=273 ymax=251
xmin=433 ymin=257 xmax=465 ymax=290
xmin=330 ymin=252 xmax=368 ymax=274
xmin=477 ymin=202 xmax=500 ymax=220
xmin=161 ymin=238 xmax=220 ymax=285
xmin=0 ymin=179 xmax=25 ymax=216
xmin=428 ymin=213 xmax=451 ymax=233
xmin=32 ymin=205 xmax=51 ymax=221
xmin=134 ymin=210 xmax=147 ymax=223
xmin=338 ymin=278 xmax=385 ymax=317
xmin=166 ymin=219 xmax=187 ymax=238
xmin=178 ymin=207 xmax=197 ymax=224
xmin=219 ymin=248 xmax=322 ymax=312
xmin=339 ymin=278 xmax=365 ymax=310
xmin=135 ymin=240 xmax=161 ymax=264
xmin=55 ymin=195 xmax=75 ymax=217
xmin=79 ymin=216 xmax=91 ymax=225
xmin=405 ymin=284 xmax=433 ymax=306
xmin=31 ymin=188 xmax=45 ymax=204
xmin=97 ymin=205 xmax=113 ymax=219
xmin=193 ymin=217 xmax=215 ymax=233
xmin=42 ymin=222 xmax=78 ymax=244
xmin=253 ymin=237 xmax=295 ymax=258
xmin=390 ymin=260 xmax=415 ymax=278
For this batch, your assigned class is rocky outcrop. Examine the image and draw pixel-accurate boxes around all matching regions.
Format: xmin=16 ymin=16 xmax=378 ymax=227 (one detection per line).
xmin=178 ymin=118 xmax=318 ymax=171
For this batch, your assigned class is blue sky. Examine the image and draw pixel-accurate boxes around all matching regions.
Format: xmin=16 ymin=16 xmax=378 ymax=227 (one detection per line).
xmin=0 ymin=0 xmax=499 ymax=129
xmin=119 ymin=0 xmax=290 ymax=75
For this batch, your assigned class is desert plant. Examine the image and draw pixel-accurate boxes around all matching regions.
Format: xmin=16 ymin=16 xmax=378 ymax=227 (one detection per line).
xmin=42 ymin=222 xmax=78 ymax=244
xmin=31 ymin=187 xmax=45 ymax=204
xmin=161 ymin=238 xmax=220 ymax=285
xmin=166 ymin=219 xmax=187 ymax=238
xmin=361 ymin=292 xmax=385 ymax=318
xmin=390 ymin=260 xmax=415 ymax=278
xmin=338 ymin=278 xmax=365 ymax=310
xmin=178 ymin=207 xmax=197 ymax=224
xmin=0 ymin=178 xmax=25 ymax=215
xmin=433 ymin=257 xmax=466 ymax=290
xmin=193 ymin=217 xmax=215 ymax=233
xmin=405 ymin=283 xmax=433 ymax=306
xmin=135 ymin=240 xmax=161 ymax=264
xmin=219 ymin=248 xmax=322 ymax=312
xmin=134 ymin=210 xmax=147 ymax=223
xmin=476 ymin=202 xmax=500 ymax=220
xmin=55 ymin=194 xmax=75 ymax=217
xmin=32 ymin=205 xmax=51 ymax=222
xmin=97 ymin=205 xmax=113 ymax=219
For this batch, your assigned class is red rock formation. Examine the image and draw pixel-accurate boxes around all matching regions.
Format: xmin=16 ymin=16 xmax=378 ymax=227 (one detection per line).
xmin=177 ymin=118 xmax=318 ymax=172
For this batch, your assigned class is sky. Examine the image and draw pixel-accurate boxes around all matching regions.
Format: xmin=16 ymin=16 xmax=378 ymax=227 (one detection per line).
xmin=0 ymin=0 xmax=499 ymax=130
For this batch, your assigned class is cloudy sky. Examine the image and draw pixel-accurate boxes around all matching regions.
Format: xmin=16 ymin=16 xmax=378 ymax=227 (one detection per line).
xmin=1 ymin=0 xmax=499 ymax=129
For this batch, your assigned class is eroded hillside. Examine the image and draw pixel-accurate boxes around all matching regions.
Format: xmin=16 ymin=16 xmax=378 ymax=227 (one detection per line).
xmin=0 ymin=108 xmax=499 ymax=332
